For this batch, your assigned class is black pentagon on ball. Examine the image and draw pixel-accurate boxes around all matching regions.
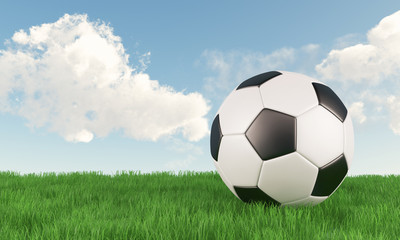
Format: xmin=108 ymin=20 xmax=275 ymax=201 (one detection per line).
xmin=233 ymin=186 xmax=279 ymax=205
xmin=311 ymin=154 xmax=348 ymax=197
xmin=245 ymin=109 xmax=296 ymax=160
xmin=312 ymin=82 xmax=347 ymax=122
xmin=236 ymin=71 xmax=282 ymax=90
xmin=210 ymin=115 xmax=223 ymax=161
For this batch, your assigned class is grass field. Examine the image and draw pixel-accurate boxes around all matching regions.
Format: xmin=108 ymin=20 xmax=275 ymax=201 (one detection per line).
xmin=0 ymin=171 xmax=399 ymax=239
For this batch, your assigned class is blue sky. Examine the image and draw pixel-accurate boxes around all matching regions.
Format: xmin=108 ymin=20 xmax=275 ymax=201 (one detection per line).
xmin=0 ymin=1 xmax=400 ymax=175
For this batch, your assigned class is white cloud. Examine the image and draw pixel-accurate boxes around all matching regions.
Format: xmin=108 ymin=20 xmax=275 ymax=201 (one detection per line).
xmin=315 ymin=10 xmax=400 ymax=135
xmin=201 ymin=44 xmax=323 ymax=97
xmin=348 ymin=101 xmax=366 ymax=124
xmin=164 ymin=155 xmax=196 ymax=172
xmin=332 ymin=33 xmax=364 ymax=49
xmin=386 ymin=95 xmax=400 ymax=135
xmin=202 ymin=48 xmax=296 ymax=95
xmin=301 ymin=43 xmax=320 ymax=54
xmin=316 ymin=10 xmax=400 ymax=84
xmin=0 ymin=14 xmax=210 ymax=142
xmin=65 ymin=129 xmax=94 ymax=143
xmin=165 ymin=137 xmax=203 ymax=155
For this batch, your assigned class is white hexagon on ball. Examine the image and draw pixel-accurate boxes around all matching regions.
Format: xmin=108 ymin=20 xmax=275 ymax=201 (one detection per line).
xmin=297 ymin=105 xmax=344 ymax=168
xmin=218 ymin=135 xmax=263 ymax=187
xmin=259 ymin=71 xmax=319 ymax=117
xmin=343 ymin=116 xmax=354 ymax=168
xmin=217 ymin=87 xmax=263 ymax=135
xmin=210 ymin=70 xmax=354 ymax=206
xmin=258 ymin=152 xmax=318 ymax=203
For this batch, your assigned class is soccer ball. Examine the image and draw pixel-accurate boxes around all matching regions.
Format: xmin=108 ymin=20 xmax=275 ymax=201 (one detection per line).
xmin=210 ymin=71 xmax=354 ymax=206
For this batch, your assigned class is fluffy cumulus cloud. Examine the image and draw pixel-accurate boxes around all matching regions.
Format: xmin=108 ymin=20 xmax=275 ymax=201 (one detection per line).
xmin=386 ymin=96 xmax=400 ymax=135
xmin=201 ymin=44 xmax=322 ymax=97
xmin=348 ymin=101 xmax=366 ymax=124
xmin=315 ymin=10 xmax=400 ymax=135
xmin=0 ymin=14 xmax=210 ymax=142
xmin=202 ymin=48 xmax=296 ymax=95
xmin=164 ymin=155 xmax=196 ymax=173
xmin=316 ymin=10 xmax=400 ymax=84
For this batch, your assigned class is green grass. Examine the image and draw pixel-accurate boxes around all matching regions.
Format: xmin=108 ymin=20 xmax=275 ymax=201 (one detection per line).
xmin=0 ymin=171 xmax=399 ymax=239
